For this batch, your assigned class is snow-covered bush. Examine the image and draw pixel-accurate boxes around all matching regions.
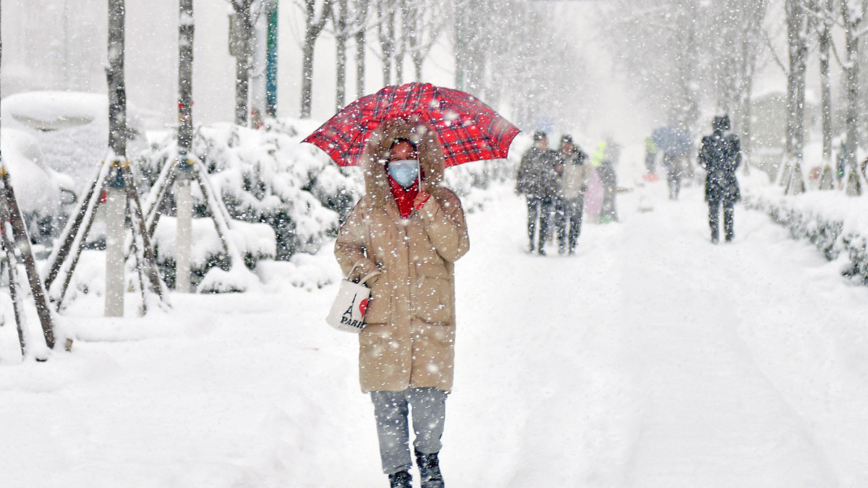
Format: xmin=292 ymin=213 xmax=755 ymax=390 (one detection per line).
xmin=744 ymin=190 xmax=868 ymax=285
xmin=136 ymin=118 xmax=362 ymax=263
xmin=150 ymin=216 xmax=275 ymax=290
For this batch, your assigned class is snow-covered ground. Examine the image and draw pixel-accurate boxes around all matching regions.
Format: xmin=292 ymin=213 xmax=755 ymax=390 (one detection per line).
xmin=1 ymin=174 xmax=867 ymax=487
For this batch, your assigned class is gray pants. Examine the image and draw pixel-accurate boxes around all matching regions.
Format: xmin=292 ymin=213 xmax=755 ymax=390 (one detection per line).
xmin=371 ymin=387 xmax=447 ymax=475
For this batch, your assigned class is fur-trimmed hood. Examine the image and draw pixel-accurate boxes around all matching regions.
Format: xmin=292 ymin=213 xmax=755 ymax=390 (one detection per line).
xmin=360 ymin=118 xmax=445 ymax=208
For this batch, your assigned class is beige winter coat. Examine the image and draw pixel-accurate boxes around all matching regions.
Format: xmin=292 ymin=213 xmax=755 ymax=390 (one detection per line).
xmin=334 ymin=118 xmax=470 ymax=393
xmin=560 ymin=160 xmax=591 ymax=200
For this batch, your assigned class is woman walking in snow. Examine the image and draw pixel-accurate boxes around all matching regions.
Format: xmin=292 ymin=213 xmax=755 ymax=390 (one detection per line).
xmin=334 ymin=118 xmax=469 ymax=488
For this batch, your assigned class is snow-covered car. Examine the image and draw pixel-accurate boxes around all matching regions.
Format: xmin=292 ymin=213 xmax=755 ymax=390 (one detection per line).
xmin=1 ymin=91 xmax=147 ymax=191
xmin=1 ymin=128 xmax=77 ymax=244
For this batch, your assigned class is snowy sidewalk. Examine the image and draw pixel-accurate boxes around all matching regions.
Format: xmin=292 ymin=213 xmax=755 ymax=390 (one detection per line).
xmin=450 ymin=181 xmax=867 ymax=487
xmin=1 ymin=179 xmax=867 ymax=487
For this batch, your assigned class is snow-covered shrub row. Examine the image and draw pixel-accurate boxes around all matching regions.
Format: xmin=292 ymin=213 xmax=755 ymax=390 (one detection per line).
xmin=151 ymin=216 xmax=275 ymax=289
xmin=136 ymin=118 xmax=363 ymax=266
xmin=743 ymin=187 xmax=868 ymax=285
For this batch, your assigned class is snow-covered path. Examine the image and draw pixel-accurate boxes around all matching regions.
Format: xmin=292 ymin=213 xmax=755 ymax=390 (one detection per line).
xmin=452 ymin=181 xmax=868 ymax=488
xmin=1 ymin=178 xmax=867 ymax=487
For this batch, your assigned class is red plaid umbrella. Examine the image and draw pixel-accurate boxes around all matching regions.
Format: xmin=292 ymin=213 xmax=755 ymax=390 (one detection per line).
xmin=302 ymin=82 xmax=520 ymax=167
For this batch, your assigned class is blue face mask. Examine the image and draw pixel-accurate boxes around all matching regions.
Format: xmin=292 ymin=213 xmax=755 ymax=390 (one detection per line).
xmin=388 ymin=159 xmax=420 ymax=188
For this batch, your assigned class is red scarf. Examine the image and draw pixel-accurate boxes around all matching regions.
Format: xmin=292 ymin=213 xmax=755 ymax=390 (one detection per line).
xmin=389 ymin=176 xmax=419 ymax=219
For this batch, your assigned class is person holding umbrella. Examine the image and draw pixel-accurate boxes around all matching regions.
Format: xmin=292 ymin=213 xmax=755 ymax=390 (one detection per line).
xmin=305 ymin=82 xmax=517 ymax=488
xmin=652 ymin=125 xmax=692 ymax=200
xmin=333 ymin=118 xmax=469 ymax=488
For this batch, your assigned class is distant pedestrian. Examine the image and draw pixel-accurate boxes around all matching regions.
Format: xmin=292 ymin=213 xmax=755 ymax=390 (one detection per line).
xmin=554 ymin=135 xmax=590 ymax=254
xmin=516 ymin=131 xmax=559 ymax=255
xmin=837 ymin=141 xmax=847 ymax=189
xmin=663 ymin=152 xmax=684 ymax=200
xmin=593 ymin=139 xmax=619 ymax=223
xmin=698 ymin=115 xmax=741 ymax=243
xmin=645 ymin=136 xmax=658 ymax=174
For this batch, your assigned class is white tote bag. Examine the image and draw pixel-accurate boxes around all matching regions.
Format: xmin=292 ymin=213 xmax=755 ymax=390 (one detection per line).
xmin=326 ymin=266 xmax=376 ymax=333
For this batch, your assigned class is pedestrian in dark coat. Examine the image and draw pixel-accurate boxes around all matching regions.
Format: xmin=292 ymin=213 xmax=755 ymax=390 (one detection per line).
xmin=516 ymin=131 xmax=559 ymax=255
xmin=698 ymin=115 xmax=741 ymax=243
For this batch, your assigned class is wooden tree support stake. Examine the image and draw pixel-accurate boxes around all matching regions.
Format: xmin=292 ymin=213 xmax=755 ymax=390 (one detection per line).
xmin=45 ymin=160 xmax=167 ymax=314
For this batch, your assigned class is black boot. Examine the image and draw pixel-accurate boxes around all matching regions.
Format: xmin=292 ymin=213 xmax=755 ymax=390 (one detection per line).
xmin=388 ymin=470 xmax=412 ymax=488
xmin=415 ymin=450 xmax=444 ymax=488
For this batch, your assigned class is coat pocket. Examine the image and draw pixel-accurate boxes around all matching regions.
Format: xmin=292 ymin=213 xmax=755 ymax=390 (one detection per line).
xmin=415 ymin=263 xmax=452 ymax=324
xmin=365 ymin=273 xmax=392 ymax=324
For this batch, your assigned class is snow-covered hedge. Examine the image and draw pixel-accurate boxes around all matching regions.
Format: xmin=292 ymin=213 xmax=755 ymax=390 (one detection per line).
xmin=744 ymin=182 xmax=868 ymax=285
xmin=150 ymin=216 xmax=276 ymax=289
xmin=136 ymin=118 xmax=362 ymax=264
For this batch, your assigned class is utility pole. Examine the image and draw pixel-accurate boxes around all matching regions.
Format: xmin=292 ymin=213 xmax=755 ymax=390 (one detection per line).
xmin=105 ymin=0 xmax=127 ymax=317
xmin=177 ymin=0 xmax=195 ymax=293
xmin=266 ymin=0 xmax=279 ymax=118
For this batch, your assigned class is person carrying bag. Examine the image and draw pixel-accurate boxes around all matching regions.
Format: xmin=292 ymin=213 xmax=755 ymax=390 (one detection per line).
xmin=334 ymin=118 xmax=469 ymax=488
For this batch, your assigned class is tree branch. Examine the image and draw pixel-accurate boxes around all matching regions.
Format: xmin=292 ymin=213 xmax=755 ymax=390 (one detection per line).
xmin=763 ymin=27 xmax=789 ymax=75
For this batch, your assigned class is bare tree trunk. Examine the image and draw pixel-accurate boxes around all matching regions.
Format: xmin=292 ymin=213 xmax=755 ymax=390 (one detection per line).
xmin=301 ymin=42 xmax=315 ymax=118
xmin=301 ymin=0 xmax=332 ymax=118
xmin=454 ymin=0 xmax=466 ymax=91
xmin=394 ymin=0 xmax=410 ymax=85
xmin=232 ymin=0 xmax=253 ymax=126
xmin=842 ymin=0 xmax=863 ymax=195
xmin=378 ymin=0 xmax=395 ymax=86
xmin=819 ymin=0 xmax=833 ymax=164
xmin=406 ymin=0 xmax=421 ymax=81
xmin=335 ymin=0 xmax=348 ymax=111
xmin=177 ymin=0 xmax=195 ymax=293
xmin=105 ymin=0 xmax=128 ymax=318
xmin=355 ymin=0 xmax=369 ymax=98
xmin=107 ymin=0 xmax=126 ymax=159
xmin=784 ymin=0 xmax=806 ymax=194
xmin=740 ymin=71 xmax=754 ymax=175
xmin=179 ymin=0 xmax=194 ymax=159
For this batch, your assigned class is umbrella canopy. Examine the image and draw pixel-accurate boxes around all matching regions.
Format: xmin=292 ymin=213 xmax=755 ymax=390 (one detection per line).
xmin=651 ymin=126 xmax=692 ymax=156
xmin=302 ymin=82 xmax=520 ymax=167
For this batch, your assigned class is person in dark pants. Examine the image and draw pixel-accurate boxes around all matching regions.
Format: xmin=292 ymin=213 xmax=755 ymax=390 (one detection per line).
xmin=663 ymin=152 xmax=684 ymax=200
xmin=516 ymin=131 xmax=559 ymax=255
xmin=698 ymin=115 xmax=741 ymax=243
xmin=335 ymin=119 xmax=469 ymax=488
xmin=554 ymin=135 xmax=590 ymax=254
